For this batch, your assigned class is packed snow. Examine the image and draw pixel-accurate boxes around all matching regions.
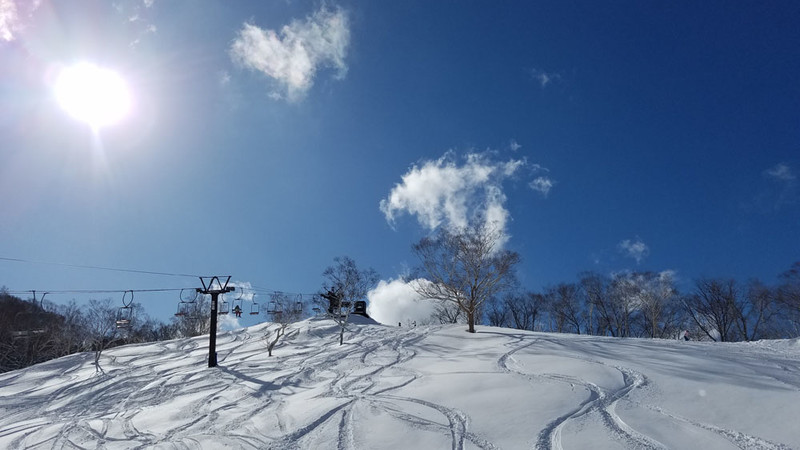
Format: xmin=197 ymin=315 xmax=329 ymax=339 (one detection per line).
xmin=1 ymin=316 xmax=799 ymax=449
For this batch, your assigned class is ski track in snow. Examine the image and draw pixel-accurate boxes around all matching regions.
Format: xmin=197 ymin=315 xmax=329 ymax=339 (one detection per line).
xmin=1 ymin=321 xmax=799 ymax=449
xmin=497 ymin=338 xmax=666 ymax=450
xmin=496 ymin=336 xmax=795 ymax=450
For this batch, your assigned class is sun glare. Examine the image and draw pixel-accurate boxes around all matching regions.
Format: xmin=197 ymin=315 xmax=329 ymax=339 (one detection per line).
xmin=55 ymin=62 xmax=132 ymax=129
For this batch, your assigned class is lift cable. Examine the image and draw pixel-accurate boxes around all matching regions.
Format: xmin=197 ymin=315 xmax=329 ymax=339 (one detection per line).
xmin=0 ymin=256 xmax=203 ymax=278
xmin=3 ymin=288 xmax=189 ymax=297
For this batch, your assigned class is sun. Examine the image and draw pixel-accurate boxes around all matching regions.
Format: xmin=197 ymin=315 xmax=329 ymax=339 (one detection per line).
xmin=54 ymin=62 xmax=132 ymax=129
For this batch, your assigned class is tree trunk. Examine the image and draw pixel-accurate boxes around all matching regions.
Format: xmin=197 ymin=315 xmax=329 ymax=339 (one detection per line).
xmin=267 ymin=327 xmax=284 ymax=356
xmin=467 ymin=310 xmax=476 ymax=333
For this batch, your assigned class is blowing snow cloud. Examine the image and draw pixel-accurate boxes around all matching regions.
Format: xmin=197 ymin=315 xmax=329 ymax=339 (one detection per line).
xmin=367 ymin=278 xmax=438 ymax=326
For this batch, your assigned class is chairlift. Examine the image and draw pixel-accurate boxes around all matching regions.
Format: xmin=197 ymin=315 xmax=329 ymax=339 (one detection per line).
xmin=267 ymin=300 xmax=281 ymax=314
xmin=175 ymin=301 xmax=189 ymax=317
xmin=12 ymin=291 xmax=49 ymax=338
xmin=218 ymin=299 xmax=229 ymax=315
xmin=232 ymin=288 xmax=244 ymax=312
xmin=116 ymin=307 xmax=132 ymax=328
xmin=116 ymin=290 xmax=134 ymax=329
xmin=250 ymin=301 xmax=259 ymax=315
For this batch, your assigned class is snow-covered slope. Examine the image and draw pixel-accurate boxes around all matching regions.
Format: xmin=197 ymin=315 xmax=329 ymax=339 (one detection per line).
xmin=1 ymin=318 xmax=799 ymax=449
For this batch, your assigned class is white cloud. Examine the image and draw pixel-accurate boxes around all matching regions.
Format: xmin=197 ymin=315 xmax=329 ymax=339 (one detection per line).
xmin=143 ymin=0 xmax=155 ymax=7
xmin=529 ymin=176 xmax=554 ymax=197
xmin=0 ymin=0 xmax=39 ymax=42
xmin=230 ymin=6 xmax=350 ymax=101
xmin=380 ymin=152 xmax=525 ymax=241
xmin=228 ymin=281 xmax=256 ymax=302
xmin=658 ymin=269 xmax=678 ymax=284
xmin=0 ymin=0 xmax=19 ymax=42
xmin=618 ymin=237 xmax=649 ymax=264
xmin=765 ymin=163 xmax=796 ymax=182
xmin=367 ymin=278 xmax=438 ymax=326
xmin=510 ymin=139 xmax=522 ymax=151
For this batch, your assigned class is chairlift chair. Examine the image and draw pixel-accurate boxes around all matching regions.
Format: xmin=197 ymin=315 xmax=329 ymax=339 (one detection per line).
xmin=175 ymin=301 xmax=189 ymax=317
xmin=250 ymin=301 xmax=259 ymax=315
xmin=232 ymin=289 xmax=244 ymax=312
xmin=116 ymin=291 xmax=134 ymax=328
xmin=218 ymin=299 xmax=230 ymax=315
xmin=116 ymin=306 xmax=132 ymax=328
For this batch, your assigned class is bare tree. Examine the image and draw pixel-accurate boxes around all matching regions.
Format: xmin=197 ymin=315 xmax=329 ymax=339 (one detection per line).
xmin=431 ymin=299 xmax=464 ymax=324
xmin=733 ymin=279 xmax=777 ymax=341
xmin=485 ymin=296 xmax=509 ymax=327
xmin=264 ymin=292 xmax=305 ymax=356
xmin=684 ymin=278 xmax=739 ymax=342
xmin=54 ymin=300 xmax=88 ymax=356
xmin=627 ymin=272 xmax=680 ymax=339
xmin=546 ymin=283 xmax=583 ymax=334
xmin=777 ymin=262 xmax=800 ymax=335
xmin=580 ymin=272 xmax=614 ymax=336
xmin=84 ymin=298 xmax=120 ymax=373
xmin=320 ymin=256 xmax=379 ymax=345
xmin=607 ymin=273 xmax=646 ymax=337
xmin=412 ymin=224 xmax=520 ymax=333
xmin=505 ymin=292 xmax=544 ymax=331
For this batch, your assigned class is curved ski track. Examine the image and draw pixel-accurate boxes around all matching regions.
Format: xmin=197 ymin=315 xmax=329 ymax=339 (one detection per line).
xmin=1 ymin=322 xmax=798 ymax=449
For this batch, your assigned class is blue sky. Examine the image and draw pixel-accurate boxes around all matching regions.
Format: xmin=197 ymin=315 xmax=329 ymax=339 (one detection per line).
xmin=1 ymin=0 xmax=798 ymax=325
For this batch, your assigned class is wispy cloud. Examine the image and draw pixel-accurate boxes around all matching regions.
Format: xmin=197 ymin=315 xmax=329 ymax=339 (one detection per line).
xmin=531 ymin=68 xmax=560 ymax=88
xmin=529 ymin=176 xmax=554 ymax=197
xmin=618 ymin=237 xmax=649 ymax=264
xmin=0 ymin=0 xmax=39 ymax=42
xmin=230 ymin=6 xmax=350 ymax=101
xmin=751 ymin=162 xmax=798 ymax=212
xmin=510 ymin=139 xmax=522 ymax=151
xmin=219 ymin=70 xmax=231 ymax=86
xmin=765 ymin=163 xmax=796 ymax=182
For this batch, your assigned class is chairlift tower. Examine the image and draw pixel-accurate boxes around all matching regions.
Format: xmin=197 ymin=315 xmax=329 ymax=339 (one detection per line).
xmin=197 ymin=276 xmax=234 ymax=368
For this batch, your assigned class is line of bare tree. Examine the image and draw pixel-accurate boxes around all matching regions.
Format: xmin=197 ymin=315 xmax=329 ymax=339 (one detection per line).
xmin=0 ymin=289 xmax=222 ymax=373
xmin=476 ymin=262 xmax=800 ymax=342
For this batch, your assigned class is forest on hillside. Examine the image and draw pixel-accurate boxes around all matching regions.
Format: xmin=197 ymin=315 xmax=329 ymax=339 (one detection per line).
xmin=2 ymin=259 xmax=799 ymax=374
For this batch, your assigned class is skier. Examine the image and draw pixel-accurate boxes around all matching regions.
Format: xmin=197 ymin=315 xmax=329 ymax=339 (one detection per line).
xmin=233 ymin=305 xmax=242 ymax=318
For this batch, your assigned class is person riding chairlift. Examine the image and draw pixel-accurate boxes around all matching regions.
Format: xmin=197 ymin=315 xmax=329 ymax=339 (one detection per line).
xmin=233 ymin=305 xmax=242 ymax=318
